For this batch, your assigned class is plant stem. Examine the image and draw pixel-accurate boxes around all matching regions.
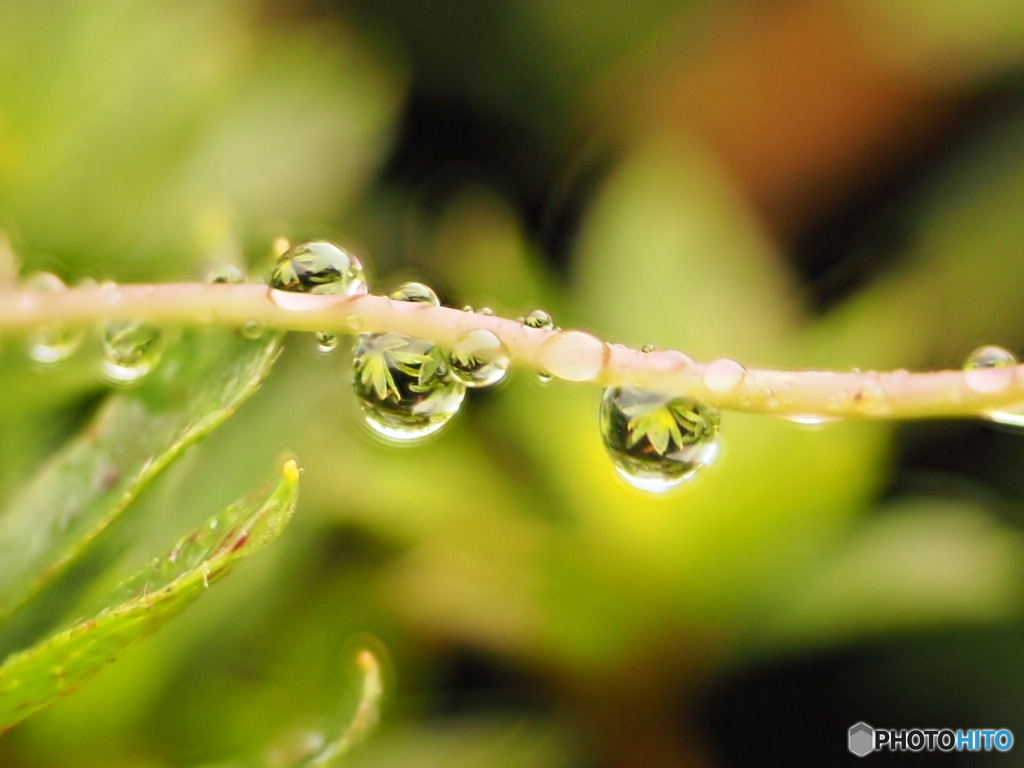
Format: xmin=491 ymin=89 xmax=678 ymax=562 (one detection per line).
xmin=1 ymin=281 xmax=1020 ymax=421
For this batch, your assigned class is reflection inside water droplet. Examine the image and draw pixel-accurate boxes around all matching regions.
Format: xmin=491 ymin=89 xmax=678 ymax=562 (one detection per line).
xmin=208 ymin=264 xmax=245 ymax=284
xmin=449 ymin=329 xmax=509 ymax=388
xmin=23 ymin=272 xmax=84 ymax=364
xmin=963 ymin=344 xmax=1017 ymax=394
xmin=269 ymin=240 xmax=368 ymax=347
xmin=270 ymin=240 xmax=366 ymax=297
xmin=389 ymin=282 xmax=439 ymax=305
xmin=963 ymin=345 xmax=1023 ymax=423
xmin=600 ymin=387 xmax=720 ymax=492
xmin=316 ymin=332 xmax=339 ymax=353
xmin=522 ymin=309 xmax=554 ymax=330
xmin=101 ymin=320 xmax=163 ymax=384
xmin=241 ymin=320 xmax=265 ymax=340
xmin=352 ymin=332 xmax=466 ymax=442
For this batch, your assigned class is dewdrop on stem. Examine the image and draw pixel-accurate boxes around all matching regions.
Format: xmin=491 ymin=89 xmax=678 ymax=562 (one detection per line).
xmin=600 ymin=387 xmax=720 ymax=492
xmin=352 ymin=280 xmax=464 ymax=442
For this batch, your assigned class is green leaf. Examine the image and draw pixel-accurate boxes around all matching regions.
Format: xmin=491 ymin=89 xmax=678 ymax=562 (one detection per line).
xmin=0 ymin=460 xmax=300 ymax=732
xmin=203 ymin=644 xmax=383 ymax=768
xmin=296 ymin=648 xmax=383 ymax=768
xmin=0 ymin=328 xmax=283 ymax=619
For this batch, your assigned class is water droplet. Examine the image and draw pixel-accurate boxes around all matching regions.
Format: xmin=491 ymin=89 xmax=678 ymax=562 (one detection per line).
xmin=317 ymin=332 xmax=339 ymax=353
xmin=539 ymin=330 xmax=607 ymax=382
xmin=389 ymin=281 xmax=439 ymax=305
xmin=600 ymin=387 xmax=720 ymax=492
xmin=962 ymin=346 xmax=1024 ymax=424
xmin=23 ymin=272 xmax=84 ymax=364
xmin=462 ymin=305 xmax=474 ymax=313
xmin=702 ymin=358 xmax=746 ymax=393
xmin=641 ymin=344 xmax=655 ymax=353
xmin=522 ymin=309 xmax=554 ymax=330
xmin=449 ymin=329 xmax=509 ymax=387
xmin=101 ymin=320 xmax=163 ymax=384
xmin=270 ymin=241 xmax=366 ymax=344
xmin=241 ymin=320 xmax=265 ymax=340
xmin=537 ymin=372 xmax=552 ymax=385
xmin=963 ymin=345 xmax=1017 ymax=394
xmin=270 ymin=240 xmax=367 ymax=297
xmin=352 ymin=332 xmax=466 ymax=442
xmin=478 ymin=306 xmax=494 ymax=316
xmin=209 ymin=265 xmax=245 ymax=284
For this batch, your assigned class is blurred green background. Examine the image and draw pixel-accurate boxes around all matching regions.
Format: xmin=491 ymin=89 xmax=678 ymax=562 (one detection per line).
xmin=3 ymin=0 xmax=1024 ymax=765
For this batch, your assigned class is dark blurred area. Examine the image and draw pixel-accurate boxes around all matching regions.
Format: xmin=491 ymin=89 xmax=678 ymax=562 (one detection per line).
xmin=3 ymin=0 xmax=1024 ymax=765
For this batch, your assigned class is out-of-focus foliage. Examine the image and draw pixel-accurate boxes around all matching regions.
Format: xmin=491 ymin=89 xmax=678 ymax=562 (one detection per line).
xmin=0 ymin=464 xmax=298 ymax=733
xmin=3 ymin=0 xmax=1024 ymax=765
xmin=0 ymin=328 xmax=282 ymax=623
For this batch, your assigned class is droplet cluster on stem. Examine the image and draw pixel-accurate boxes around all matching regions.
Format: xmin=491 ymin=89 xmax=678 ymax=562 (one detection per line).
xmin=13 ymin=237 xmax=1024 ymax=494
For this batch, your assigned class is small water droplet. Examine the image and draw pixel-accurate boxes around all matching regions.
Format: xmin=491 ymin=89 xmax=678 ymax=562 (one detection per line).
xmin=641 ymin=344 xmax=656 ymax=353
xmin=963 ymin=345 xmax=1017 ymax=394
xmin=389 ymin=281 xmax=439 ymax=305
xmin=241 ymin=320 xmax=265 ymax=340
xmin=600 ymin=387 xmax=720 ymax=492
xmin=522 ymin=309 xmax=554 ymax=330
xmin=537 ymin=372 xmax=552 ymax=385
xmin=702 ymin=358 xmax=746 ymax=393
xmin=352 ymin=332 xmax=466 ymax=442
xmin=449 ymin=329 xmax=509 ymax=387
xmin=478 ymin=306 xmax=494 ymax=316
xmin=962 ymin=345 xmax=1024 ymax=424
xmin=101 ymin=320 xmax=163 ymax=384
xmin=208 ymin=265 xmax=246 ymax=284
xmin=462 ymin=305 xmax=474 ymax=313
xmin=23 ymin=272 xmax=84 ymax=364
xmin=317 ymin=332 xmax=339 ymax=353
xmin=270 ymin=240 xmax=367 ymax=297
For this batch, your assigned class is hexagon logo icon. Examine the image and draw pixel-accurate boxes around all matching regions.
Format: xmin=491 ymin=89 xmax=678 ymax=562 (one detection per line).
xmin=849 ymin=722 xmax=875 ymax=757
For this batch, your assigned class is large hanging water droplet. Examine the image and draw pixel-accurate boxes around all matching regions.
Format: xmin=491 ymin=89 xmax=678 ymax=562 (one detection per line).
xmin=449 ymin=329 xmax=509 ymax=388
xmin=352 ymin=332 xmax=466 ymax=441
xmin=522 ymin=309 xmax=554 ymax=330
xmin=389 ymin=282 xmax=439 ymax=305
xmin=600 ymin=387 xmax=720 ymax=492
xmin=23 ymin=272 xmax=84 ymax=364
xmin=102 ymin=320 xmax=163 ymax=384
